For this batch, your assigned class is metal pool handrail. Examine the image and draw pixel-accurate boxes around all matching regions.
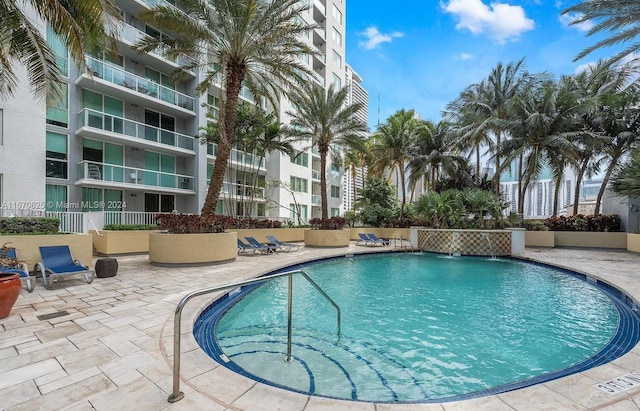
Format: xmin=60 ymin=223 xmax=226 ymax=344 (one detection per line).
xmin=167 ymin=269 xmax=341 ymax=403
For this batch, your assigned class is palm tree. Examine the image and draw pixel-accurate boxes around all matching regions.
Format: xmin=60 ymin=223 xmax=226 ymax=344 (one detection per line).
xmin=407 ymin=120 xmax=465 ymax=192
xmin=370 ymin=109 xmax=419 ymax=219
xmin=285 ymin=83 xmax=367 ymax=220
xmin=611 ymin=149 xmax=640 ymax=198
xmin=1 ymin=0 xmax=120 ymax=100
xmin=562 ymin=1 xmax=640 ymax=64
xmin=137 ymin=0 xmax=314 ymax=216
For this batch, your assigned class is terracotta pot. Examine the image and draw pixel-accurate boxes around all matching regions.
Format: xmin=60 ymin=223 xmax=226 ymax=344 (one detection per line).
xmin=0 ymin=273 xmax=21 ymax=319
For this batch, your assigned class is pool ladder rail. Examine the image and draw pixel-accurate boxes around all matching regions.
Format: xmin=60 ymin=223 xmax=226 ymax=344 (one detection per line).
xmin=393 ymin=235 xmax=415 ymax=252
xmin=167 ymin=269 xmax=341 ymax=403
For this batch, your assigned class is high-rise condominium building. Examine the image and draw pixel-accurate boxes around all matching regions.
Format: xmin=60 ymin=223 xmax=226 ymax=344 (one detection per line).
xmin=0 ymin=0 xmax=357 ymax=228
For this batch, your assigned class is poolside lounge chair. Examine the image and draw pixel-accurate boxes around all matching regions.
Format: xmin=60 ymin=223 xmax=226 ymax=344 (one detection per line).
xmin=237 ymin=239 xmax=256 ymax=255
xmin=367 ymin=233 xmax=389 ymax=246
xmin=266 ymin=235 xmax=300 ymax=252
xmin=0 ymin=247 xmax=35 ymax=292
xmin=35 ymin=245 xmax=94 ymax=289
xmin=244 ymin=237 xmax=274 ymax=254
xmin=356 ymin=233 xmax=374 ymax=246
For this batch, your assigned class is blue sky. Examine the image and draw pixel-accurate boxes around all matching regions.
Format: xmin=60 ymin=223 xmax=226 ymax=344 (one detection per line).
xmin=345 ymin=0 xmax=627 ymax=130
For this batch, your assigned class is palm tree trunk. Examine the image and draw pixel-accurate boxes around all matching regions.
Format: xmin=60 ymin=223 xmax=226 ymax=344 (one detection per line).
xmin=517 ymin=153 xmax=523 ymax=215
xmin=595 ymin=156 xmax=619 ymax=215
xmin=202 ymin=65 xmax=246 ymax=216
xmin=552 ymin=175 xmax=562 ymax=216
xmin=573 ymin=162 xmax=588 ymax=215
xmin=494 ymin=130 xmax=501 ymax=196
xmin=475 ymin=145 xmax=481 ymax=179
xmin=320 ymin=147 xmax=329 ymax=221
xmin=351 ymin=165 xmax=357 ymax=210
xmin=399 ymin=166 xmax=406 ymax=219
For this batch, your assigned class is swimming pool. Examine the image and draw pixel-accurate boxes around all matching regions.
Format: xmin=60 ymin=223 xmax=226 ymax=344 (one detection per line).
xmin=194 ymin=253 xmax=640 ymax=403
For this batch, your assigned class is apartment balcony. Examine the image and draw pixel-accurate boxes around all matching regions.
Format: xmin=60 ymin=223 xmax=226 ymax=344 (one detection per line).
xmin=222 ymin=182 xmax=265 ymax=200
xmin=119 ymin=24 xmax=194 ymax=77
xmin=77 ymin=57 xmax=195 ymax=118
xmin=311 ymin=194 xmax=321 ymax=206
xmin=312 ymin=0 xmax=325 ymax=22
xmin=313 ymin=27 xmax=326 ymax=42
xmin=76 ymin=160 xmax=195 ymax=194
xmin=312 ymin=170 xmax=321 ymax=181
xmin=312 ymin=46 xmax=326 ymax=69
xmin=207 ymin=143 xmax=266 ymax=171
xmin=77 ymin=108 xmax=196 ymax=156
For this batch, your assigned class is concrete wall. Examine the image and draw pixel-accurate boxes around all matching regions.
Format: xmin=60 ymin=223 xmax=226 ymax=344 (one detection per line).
xmin=627 ymin=234 xmax=640 ymax=253
xmin=91 ymin=229 xmax=158 ymax=255
xmin=553 ymin=232 xmax=627 ymax=249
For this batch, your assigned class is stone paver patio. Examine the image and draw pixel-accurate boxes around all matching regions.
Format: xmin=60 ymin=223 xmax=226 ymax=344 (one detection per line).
xmin=1 ymin=245 xmax=640 ymax=410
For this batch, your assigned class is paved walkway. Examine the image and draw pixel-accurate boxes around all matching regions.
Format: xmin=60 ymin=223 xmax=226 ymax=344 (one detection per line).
xmin=1 ymin=246 xmax=640 ymax=410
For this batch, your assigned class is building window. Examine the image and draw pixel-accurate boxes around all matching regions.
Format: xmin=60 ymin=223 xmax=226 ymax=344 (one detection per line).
xmin=144 ymin=151 xmax=175 ymax=188
xmin=47 ymin=25 xmax=68 ymax=76
xmin=332 ymin=73 xmax=341 ymax=89
xmin=257 ymin=203 xmax=266 ymax=217
xmin=290 ymin=203 xmax=308 ymax=220
xmin=145 ymin=109 xmax=175 ymax=144
xmin=331 ymin=208 xmax=340 ymax=217
xmin=332 ymin=28 xmax=342 ymax=47
xmin=331 ymin=162 xmax=340 ymax=173
xmin=206 ymin=94 xmax=219 ymax=120
xmin=46 ymin=131 xmax=68 ymax=179
xmin=46 ymin=184 xmax=68 ymax=211
xmin=82 ymin=187 xmax=102 ymax=211
xmin=290 ymin=176 xmax=308 ymax=193
xmin=290 ymin=150 xmax=308 ymax=167
xmin=331 ymin=185 xmax=340 ymax=198
xmin=145 ymin=193 xmax=175 ymax=212
xmin=46 ymin=83 xmax=68 ymax=127
xmin=332 ymin=5 xmax=342 ymax=25
xmin=332 ymin=50 xmax=342 ymax=69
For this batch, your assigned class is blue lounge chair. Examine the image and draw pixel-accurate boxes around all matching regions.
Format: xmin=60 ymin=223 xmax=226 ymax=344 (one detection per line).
xmin=367 ymin=233 xmax=389 ymax=246
xmin=266 ymin=235 xmax=300 ymax=252
xmin=356 ymin=233 xmax=373 ymax=246
xmin=237 ymin=239 xmax=256 ymax=255
xmin=0 ymin=247 xmax=35 ymax=292
xmin=35 ymin=246 xmax=94 ymax=289
xmin=244 ymin=237 xmax=274 ymax=254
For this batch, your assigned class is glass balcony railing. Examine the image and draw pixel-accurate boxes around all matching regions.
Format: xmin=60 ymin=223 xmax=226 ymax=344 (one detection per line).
xmin=77 ymin=160 xmax=195 ymax=190
xmin=223 ymin=182 xmax=265 ymax=199
xmin=311 ymin=194 xmax=321 ymax=205
xmin=206 ymin=143 xmax=265 ymax=169
xmin=85 ymin=56 xmax=195 ymax=111
xmin=78 ymin=108 xmax=195 ymax=151
xmin=121 ymin=24 xmax=190 ymax=67
xmin=140 ymin=0 xmax=180 ymax=12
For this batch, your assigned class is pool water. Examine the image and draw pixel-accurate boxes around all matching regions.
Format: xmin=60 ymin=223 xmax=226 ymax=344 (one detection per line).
xmin=194 ymin=254 xmax=638 ymax=402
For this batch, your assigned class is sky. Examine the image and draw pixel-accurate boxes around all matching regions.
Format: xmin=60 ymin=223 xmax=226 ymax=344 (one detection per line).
xmin=344 ymin=0 xmax=628 ymax=130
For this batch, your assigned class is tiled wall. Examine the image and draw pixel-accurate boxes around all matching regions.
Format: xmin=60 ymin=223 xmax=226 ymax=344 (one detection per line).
xmin=417 ymin=229 xmax=511 ymax=256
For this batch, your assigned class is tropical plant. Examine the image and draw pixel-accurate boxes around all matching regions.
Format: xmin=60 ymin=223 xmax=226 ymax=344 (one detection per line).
xmin=370 ymin=109 xmax=418 ymax=219
xmin=285 ymin=82 xmax=368 ymax=220
xmin=414 ymin=190 xmax=466 ymax=229
xmin=611 ymin=149 xmax=640 ymax=198
xmin=1 ymin=0 xmax=120 ymax=100
xmin=137 ymin=0 xmax=314 ymax=216
xmin=355 ymin=177 xmax=397 ymax=227
xmin=562 ymin=0 xmax=640 ymax=64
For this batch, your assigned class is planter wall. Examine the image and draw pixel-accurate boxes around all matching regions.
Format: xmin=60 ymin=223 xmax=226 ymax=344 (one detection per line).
xmin=149 ymin=232 xmax=237 ymax=266
xmin=627 ymin=233 xmax=640 ymax=253
xmin=0 ymin=234 xmax=93 ymax=268
xmin=304 ymin=229 xmax=350 ymax=247
xmin=91 ymin=230 xmax=159 ymax=255
xmin=553 ymin=232 xmax=627 ymax=249
xmin=233 ymin=228 xmax=307 ymax=243
xmin=525 ymin=231 xmax=555 ymax=247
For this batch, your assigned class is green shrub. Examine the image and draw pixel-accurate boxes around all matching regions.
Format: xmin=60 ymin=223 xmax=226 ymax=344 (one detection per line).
xmin=524 ymin=220 xmax=548 ymax=231
xmin=103 ymin=224 xmax=158 ymax=231
xmin=155 ymin=214 xmax=234 ymax=234
xmin=0 ymin=217 xmax=60 ymax=234
xmin=542 ymin=214 xmax=620 ymax=232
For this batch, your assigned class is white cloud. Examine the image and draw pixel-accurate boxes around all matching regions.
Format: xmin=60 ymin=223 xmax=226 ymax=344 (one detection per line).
xmin=441 ymin=0 xmax=535 ymax=43
xmin=455 ymin=53 xmax=475 ymax=60
xmin=358 ymin=26 xmax=404 ymax=50
xmin=574 ymin=62 xmax=595 ymax=74
xmin=559 ymin=12 xmax=594 ymax=32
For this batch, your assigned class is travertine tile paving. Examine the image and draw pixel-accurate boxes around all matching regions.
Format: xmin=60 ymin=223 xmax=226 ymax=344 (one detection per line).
xmin=1 ymin=246 xmax=639 ymax=410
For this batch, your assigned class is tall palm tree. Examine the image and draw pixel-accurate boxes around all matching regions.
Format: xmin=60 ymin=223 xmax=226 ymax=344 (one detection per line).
xmin=456 ymin=59 xmax=530 ymax=195
xmin=562 ymin=0 xmax=640 ymax=64
xmin=1 ymin=0 xmax=120 ymax=100
xmin=285 ymin=83 xmax=367 ymax=220
xmin=407 ymin=120 xmax=465 ymax=192
xmin=137 ymin=0 xmax=314 ymax=216
xmin=499 ymin=80 xmax=582 ymax=215
xmin=370 ymin=109 xmax=419 ymax=219
xmin=611 ymin=149 xmax=640 ymax=198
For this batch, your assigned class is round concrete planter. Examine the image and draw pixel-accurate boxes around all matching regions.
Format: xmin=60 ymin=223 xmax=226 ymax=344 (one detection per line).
xmin=149 ymin=232 xmax=237 ymax=266
xmin=304 ymin=229 xmax=350 ymax=248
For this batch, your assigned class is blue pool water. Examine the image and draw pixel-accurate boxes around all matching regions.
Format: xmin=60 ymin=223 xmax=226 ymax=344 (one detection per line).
xmin=194 ymin=254 xmax=640 ymax=402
